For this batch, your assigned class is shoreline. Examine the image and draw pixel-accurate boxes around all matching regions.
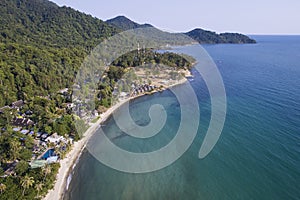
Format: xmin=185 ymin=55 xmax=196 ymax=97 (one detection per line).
xmin=43 ymin=78 xmax=188 ymax=200
xmin=43 ymin=96 xmax=135 ymax=200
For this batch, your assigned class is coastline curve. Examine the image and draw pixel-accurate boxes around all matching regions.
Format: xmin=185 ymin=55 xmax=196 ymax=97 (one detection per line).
xmin=72 ymin=27 xmax=227 ymax=173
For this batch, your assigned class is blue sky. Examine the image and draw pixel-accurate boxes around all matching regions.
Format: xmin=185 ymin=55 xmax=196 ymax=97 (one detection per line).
xmin=51 ymin=0 xmax=300 ymax=35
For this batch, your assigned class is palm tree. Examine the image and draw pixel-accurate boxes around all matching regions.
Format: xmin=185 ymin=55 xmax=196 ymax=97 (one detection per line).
xmin=42 ymin=164 xmax=51 ymax=182
xmin=0 ymin=183 xmax=6 ymax=194
xmin=35 ymin=182 xmax=44 ymax=198
xmin=21 ymin=175 xmax=35 ymax=196
xmin=9 ymin=139 xmax=21 ymax=160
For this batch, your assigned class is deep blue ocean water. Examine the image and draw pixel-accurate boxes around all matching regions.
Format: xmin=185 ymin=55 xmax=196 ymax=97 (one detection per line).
xmin=64 ymin=36 xmax=300 ymax=200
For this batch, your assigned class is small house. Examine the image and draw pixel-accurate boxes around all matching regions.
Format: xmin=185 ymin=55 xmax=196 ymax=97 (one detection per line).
xmin=13 ymin=127 xmax=21 ymax=132
xmin=20 ymin=130 xmax=30 ymax=135
xmin=11 ymin=100 xmax=24 ymax=110
xmin=12 ymin=118 xmax=34 ymax=127
xmin=41 ymin=133 xmax=49 ymax=140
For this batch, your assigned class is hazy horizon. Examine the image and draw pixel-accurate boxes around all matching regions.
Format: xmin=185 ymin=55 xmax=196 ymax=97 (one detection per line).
xmin=51 ymin=0 xmax=300 ymax=35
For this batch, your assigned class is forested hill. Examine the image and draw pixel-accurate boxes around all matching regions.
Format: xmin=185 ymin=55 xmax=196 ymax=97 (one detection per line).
xmin=106 ymin=16 xmax=256 ymax=44
xmin=106 ymin=16 xmax=153 ymax=31
xmin=0 ymin=0 xmax=119 ymax=48
xmin=0 ymin=0 xmax=119 ymax=107
xmin=185 ymin=28 xmax=256 ymax=44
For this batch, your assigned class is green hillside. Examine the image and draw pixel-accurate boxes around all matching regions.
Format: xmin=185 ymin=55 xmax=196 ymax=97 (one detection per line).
xmin=0 ymin=0 xmax=119 ymax=107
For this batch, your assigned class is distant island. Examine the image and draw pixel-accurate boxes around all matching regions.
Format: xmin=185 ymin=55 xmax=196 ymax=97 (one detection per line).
xmin=106 ymin=15 xmax=256 ymax=44
xmin=185 ymin=28 xmax=256 ymax=44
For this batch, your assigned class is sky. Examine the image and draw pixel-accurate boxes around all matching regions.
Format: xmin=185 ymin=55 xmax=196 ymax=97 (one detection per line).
xmin=51 ymin=0 xmax=300 ymax=35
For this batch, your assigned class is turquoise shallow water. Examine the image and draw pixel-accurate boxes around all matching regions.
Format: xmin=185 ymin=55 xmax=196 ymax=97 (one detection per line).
xmin=64 ymin=36 xmax=300 ymax=200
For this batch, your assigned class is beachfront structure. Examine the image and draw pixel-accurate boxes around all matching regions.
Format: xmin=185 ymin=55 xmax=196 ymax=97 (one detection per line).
xmin=131 ymin=84 xmax=158 ymax=96
xmin=45 ymin=133 xmax=64 ymax=144
xmin=46 ymin=156 xmax=58 ymax=164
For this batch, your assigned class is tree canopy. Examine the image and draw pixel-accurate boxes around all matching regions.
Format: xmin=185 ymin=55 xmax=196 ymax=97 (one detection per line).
xmin=0 ymin=0 xmax=119 ymax=107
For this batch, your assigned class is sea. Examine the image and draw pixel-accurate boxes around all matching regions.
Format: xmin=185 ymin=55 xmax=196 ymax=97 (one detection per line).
xmin=64 ymin=36 xmax=300 ymax=200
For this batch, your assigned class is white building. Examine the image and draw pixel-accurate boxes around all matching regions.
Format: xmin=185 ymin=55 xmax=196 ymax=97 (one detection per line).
xmin=46 ymin=133 xmax=64 ymax=144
